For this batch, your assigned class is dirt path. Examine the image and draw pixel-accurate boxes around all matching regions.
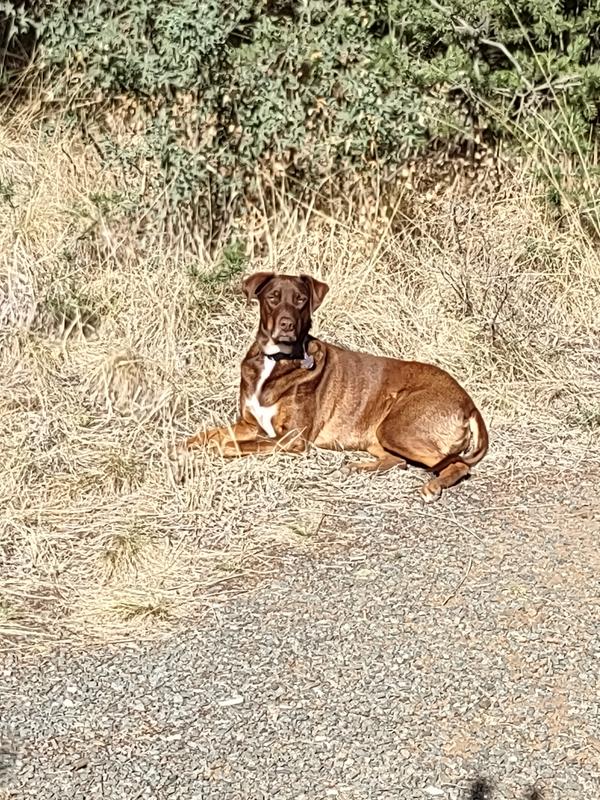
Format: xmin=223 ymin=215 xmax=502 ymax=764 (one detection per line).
xmin=3 ymin=434 xmax=600 ymax=800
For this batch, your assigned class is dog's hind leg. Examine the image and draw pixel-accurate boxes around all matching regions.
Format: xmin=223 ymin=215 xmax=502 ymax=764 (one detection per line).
xmin=376 ymin=405 xmax=470 ymax=502
xmin=346 ymin=443 xmax=407 ymax=473
xmin=420 ymin=461 xmax=470 ymax=503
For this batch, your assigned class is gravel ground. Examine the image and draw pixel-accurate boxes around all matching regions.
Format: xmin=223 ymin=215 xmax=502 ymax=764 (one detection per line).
xmin=3 ymin=436 xmax=600 ymax=800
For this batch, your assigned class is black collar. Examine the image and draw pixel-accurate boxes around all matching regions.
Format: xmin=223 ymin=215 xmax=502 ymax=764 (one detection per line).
xmin=264 ymin=338 xmax=315 ymax=370
xmin=266 ymin=350 xmax=300 ymax=362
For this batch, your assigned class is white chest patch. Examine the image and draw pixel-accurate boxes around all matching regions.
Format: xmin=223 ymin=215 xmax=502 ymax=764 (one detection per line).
xmin=246 ymin=357 xmax=278 ymax=438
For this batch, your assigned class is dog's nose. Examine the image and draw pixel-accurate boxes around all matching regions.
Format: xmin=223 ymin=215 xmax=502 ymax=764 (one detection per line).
xmin=279 ymin=316 xmax=294 ymax=332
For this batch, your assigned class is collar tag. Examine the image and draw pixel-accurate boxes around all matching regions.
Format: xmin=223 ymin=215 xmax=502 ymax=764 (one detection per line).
xmin=301 ymin=354 xmax=315 ymax=370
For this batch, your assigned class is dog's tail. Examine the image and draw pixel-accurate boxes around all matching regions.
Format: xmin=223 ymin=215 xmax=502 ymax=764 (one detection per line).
xmin=461 ymin=407 xmax=489 ymax=466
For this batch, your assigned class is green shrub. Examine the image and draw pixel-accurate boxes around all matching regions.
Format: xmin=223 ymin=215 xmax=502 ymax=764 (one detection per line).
xmin=3 ymin=0 xmax=600 ymax=240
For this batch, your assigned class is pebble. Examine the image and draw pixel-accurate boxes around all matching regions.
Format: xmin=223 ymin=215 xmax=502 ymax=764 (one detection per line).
xmin=217 ymin=694 xmax=244 ymax=707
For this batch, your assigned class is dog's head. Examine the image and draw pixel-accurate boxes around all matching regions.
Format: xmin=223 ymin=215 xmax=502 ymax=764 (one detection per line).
xmin=242 ymin=272 xmax=329 ymax=350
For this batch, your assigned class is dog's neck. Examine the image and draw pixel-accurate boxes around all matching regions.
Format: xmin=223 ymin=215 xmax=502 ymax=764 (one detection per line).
xmin=257 ymin=334 xmax=315 ymax=369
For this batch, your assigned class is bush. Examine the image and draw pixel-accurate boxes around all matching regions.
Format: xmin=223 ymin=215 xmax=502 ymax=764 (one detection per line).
xmin=3 ymin=0 xmax=600 ymax=241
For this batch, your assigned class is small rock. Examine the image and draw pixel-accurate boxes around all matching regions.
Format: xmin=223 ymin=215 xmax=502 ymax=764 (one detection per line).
xmin=217 ymin=694 xmax=243 ymax=707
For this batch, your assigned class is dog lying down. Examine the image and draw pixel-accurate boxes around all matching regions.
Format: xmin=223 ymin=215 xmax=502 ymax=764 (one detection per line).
xmin=178 ymin=272 xmax=488 ymax=503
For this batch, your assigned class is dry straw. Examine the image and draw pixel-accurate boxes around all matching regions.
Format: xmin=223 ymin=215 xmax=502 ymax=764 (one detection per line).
xmin=1 ymin=120 xmax=599 ymax=649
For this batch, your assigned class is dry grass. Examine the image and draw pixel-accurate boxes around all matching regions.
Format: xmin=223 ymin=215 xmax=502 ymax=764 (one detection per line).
xmin=1 ymin=120 xmax=599 ymax=648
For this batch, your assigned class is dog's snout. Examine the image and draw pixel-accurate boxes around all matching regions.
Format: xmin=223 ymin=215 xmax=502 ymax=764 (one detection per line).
xmin=279 ymin=316 xmax=294 ymax=332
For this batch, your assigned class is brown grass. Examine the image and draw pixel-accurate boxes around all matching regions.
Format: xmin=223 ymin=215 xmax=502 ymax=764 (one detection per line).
xmin=1 ymin=120 xmax=599 ymax=649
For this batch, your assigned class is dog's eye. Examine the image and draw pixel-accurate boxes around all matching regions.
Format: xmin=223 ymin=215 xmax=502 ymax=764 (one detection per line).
xmin=267 ymin=293 xmax=280 ymax=304
xmin=295 ymin=295 xmax=307 ymax=307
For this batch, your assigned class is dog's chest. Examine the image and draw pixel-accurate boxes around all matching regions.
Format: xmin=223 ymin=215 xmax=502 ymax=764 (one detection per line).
xmin=245 ymin=357 xmax=278 ymax=438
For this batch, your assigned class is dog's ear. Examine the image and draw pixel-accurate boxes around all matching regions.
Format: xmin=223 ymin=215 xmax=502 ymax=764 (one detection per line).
xmin=301 ymin=274 xmax=329 ymax=311
xmin=242 ymin=272 xmax=275 ymax=300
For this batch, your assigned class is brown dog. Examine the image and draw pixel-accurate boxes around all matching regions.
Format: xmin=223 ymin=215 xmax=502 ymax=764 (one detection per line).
xmin=182 ymin=273 xmax=488 ymax=502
